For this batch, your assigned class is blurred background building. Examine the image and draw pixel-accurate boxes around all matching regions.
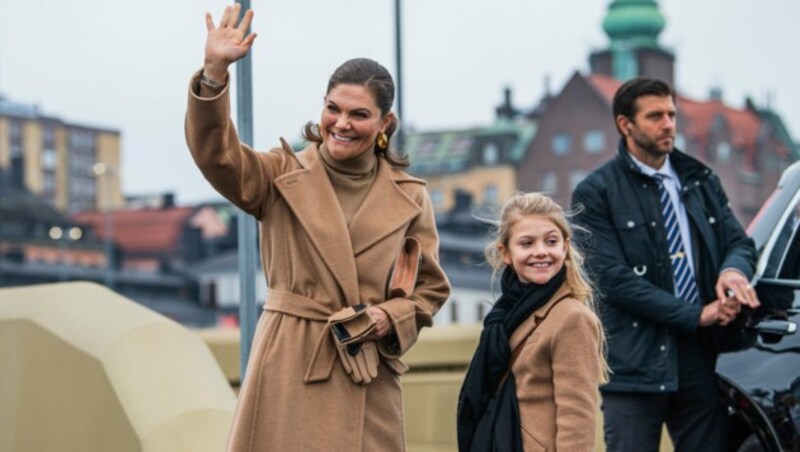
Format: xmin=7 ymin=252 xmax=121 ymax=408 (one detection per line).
xmin=0 ymin=96 xmax=122 ymax=212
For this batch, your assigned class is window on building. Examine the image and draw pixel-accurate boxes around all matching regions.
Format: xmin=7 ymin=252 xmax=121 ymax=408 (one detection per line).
xmin=552 ymin=133 xmax=571 ymax=156
xmin=482 ymin=142 xmax=500 ymax=165
xmin=762 ymin=150 xmax=780 ymax=172
xmin=43 ymin=124 xmax=56 ymax=148
xmin=675 ymin=133 xmax=687 ymax=150
xmin=451 ymin=136 xmax=473 ymax=158
xmin=569 ymin=170 xmax=588 ymax=192
xmin=717 ymin=141 xmax=731 ymax=162
xmin=430 ymin=188 xmax=443 ymax=208
xmin=9 ymin=120 xmax=23 ymax=157
xmin=484 ymin=184 xmax=498 ymax=204
xmin=42 ymin=173 xmax=55 ymax=194
xmin=583 ymin=129 xmax=605 ymax=154
xmin=540 ymin=171 xmax=557 ymax=195
xmin=417 ymin=136 xmax=439 ymax=158
xmin=9 ymin=120 xmax=22 ymax=142
xmin=477 ymin=302 xmax=487 ymax=322
xmin=67 ymin=128 xmax=99 ymax=211
xmin=42 ymin=148 xmax=57 ymax=170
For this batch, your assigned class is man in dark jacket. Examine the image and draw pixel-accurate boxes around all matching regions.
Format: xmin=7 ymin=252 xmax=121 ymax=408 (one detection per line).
xmin=572 ymin=77 xmax=760 ymax=451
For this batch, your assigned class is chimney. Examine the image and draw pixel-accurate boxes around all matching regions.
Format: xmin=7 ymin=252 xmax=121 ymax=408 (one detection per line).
xmin=162 ymin=192 xmax=176 ymax=208
xmin=709 ymin=86 xmax=723 ymax=102
xmin=495 ymin=86 xmax=517 ymax=120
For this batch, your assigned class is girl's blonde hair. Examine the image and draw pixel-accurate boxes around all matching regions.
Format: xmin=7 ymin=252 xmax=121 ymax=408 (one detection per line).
xmin=485 ymin=191 xmax=609 ymax=383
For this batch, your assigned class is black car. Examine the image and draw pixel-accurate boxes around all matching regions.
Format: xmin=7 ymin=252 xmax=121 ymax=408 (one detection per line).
xmin=717 ymin=161 xmax=800 ymax=452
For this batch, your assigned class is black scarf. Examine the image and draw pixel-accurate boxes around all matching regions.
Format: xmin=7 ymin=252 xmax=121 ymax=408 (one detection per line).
xmin=456 ymin=266 xmax=566 ymax=452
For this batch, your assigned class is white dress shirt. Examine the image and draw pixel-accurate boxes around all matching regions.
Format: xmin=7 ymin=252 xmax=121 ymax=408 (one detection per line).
xmin=629 ymin=152 xmax=697 ymax=277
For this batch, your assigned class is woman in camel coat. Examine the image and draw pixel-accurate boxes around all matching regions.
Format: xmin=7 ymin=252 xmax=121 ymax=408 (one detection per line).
xmin=185 ymin=5 xmax=450 ymax=451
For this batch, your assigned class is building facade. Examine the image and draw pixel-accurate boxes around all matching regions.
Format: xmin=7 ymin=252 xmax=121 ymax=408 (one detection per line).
xmin=404 ymin=120 xmax=537 ymax=213
xmin=0 ymin=96 xmax=123 ymax=213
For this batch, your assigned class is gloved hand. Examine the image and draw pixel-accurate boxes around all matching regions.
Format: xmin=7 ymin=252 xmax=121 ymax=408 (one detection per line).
xmin=329 ymin=305 xmax=379 ymax=385
xmin=332 ymin=333 xmax=379 ymax=385
xmin=329 ymin=304 xmax=376 ymax=346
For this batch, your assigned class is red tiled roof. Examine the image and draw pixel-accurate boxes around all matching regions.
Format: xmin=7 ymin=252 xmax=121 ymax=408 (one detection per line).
xmin=677 ymin=97 xmax=762 ymax=157
xmin=587 ymin=74 xmax=622 ymax=105
xmin=73 ymin=207 xmax=194 ymax=254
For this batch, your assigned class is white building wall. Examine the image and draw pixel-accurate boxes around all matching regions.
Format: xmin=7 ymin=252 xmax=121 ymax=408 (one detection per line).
xmin=433 ymin=287 xmax=495 ymax=326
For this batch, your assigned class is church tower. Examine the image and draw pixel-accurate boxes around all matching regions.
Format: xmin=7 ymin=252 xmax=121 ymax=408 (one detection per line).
xmin=589 ymin=0 xmax=675 ymax=85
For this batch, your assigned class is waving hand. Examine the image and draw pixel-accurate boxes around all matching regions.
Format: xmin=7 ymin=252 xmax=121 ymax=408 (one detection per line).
xmin=203 ymin=3 xmax=257 ymax=84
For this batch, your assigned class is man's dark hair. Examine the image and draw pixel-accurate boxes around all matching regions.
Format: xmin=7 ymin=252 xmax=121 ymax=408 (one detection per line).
xmin=612 ymin=77 xmax=676 ymax=135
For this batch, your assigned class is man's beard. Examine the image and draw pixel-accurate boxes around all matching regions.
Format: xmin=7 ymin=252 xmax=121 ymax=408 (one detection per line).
xmin=631 ymin=129 xmax=674 ymax=157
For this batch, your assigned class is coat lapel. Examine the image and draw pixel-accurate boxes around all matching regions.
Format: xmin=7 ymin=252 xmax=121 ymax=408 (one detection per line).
xmin=508 ymin=284 xmax=573 ymax=351
xmin=274 ymin=144 xmax=360 ymax=304
xmin=349 ymin=160 xmax=422 ymax=256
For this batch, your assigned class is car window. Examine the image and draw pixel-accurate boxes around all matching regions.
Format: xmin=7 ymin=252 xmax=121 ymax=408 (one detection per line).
xmin=767 ymin=219 xmax=800 ymax=279
xmin=778 ymin=226 xmax=800 ymax=280
xmin=764 ymin=204 xmax=800 ymax=280
xmin=759 ymin=199 xmax=800 ymax=310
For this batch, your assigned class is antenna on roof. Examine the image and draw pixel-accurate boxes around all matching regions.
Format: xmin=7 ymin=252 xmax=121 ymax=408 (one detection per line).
xmin=544 ymin=74 xmax=552 ymax=98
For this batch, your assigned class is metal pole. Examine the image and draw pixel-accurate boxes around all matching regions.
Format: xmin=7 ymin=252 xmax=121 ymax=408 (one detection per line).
xmin=394 ymin=0 xmax=405 ymax=153
xmin=235 ymin=0 xmax=258 ymax=380
xmin=104 ymin=209 xmax=115 ymax=289
xmin=92 ymin=163 xmax=116 ymax=290
xmin=59 ymin=232 xmax=68 ymax=282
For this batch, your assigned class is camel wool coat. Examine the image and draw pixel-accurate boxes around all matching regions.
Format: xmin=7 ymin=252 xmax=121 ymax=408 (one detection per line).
xmin=509 ymin=285 xmax=602 ymax=451
xmin=185 ymin=72 xmax=450 ymax=451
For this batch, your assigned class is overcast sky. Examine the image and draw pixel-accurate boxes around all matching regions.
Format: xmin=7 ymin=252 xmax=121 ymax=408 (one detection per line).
xmin=1 ymin=0 xmax=797 ymax=204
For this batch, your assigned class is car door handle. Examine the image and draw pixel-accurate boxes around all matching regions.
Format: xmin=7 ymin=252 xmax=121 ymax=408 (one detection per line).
xmin=751 ymin=319 xmax=797 ymax=336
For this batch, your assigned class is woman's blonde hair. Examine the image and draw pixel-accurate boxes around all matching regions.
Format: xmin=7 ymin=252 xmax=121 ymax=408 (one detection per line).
xmin=484 ymin=191 xmax=609 ymax=383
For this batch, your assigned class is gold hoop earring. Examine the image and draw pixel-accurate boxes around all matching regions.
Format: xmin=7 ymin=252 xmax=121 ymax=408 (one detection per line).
xmin=376 ymin=132 xmax=388 ymax=150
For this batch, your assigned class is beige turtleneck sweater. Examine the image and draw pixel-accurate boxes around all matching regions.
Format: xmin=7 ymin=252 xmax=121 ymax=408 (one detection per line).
xmin=318 ymin=144 xmax=378 ymax=226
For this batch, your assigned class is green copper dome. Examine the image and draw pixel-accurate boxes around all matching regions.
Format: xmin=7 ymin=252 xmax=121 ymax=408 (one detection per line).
xmin=602 ymin=0 xmax=665 ymax=49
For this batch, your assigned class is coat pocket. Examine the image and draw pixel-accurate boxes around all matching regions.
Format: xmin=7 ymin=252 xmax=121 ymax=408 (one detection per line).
xmin=611 ymin=210 xmax=654 ymax=272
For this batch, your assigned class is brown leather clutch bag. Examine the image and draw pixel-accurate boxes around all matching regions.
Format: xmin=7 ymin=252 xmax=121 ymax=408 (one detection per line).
xmin=386 ymin=237 xmax=422 ymax=299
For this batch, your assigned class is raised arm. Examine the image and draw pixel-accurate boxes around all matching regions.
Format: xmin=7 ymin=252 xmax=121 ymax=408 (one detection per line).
xmin=186 ymin=4 xmax=291 ymax=218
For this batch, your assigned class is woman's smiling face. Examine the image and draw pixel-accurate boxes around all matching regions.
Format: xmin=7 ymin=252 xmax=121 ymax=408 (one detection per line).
xmin=319 ymin=83 xmax=392 ymax=161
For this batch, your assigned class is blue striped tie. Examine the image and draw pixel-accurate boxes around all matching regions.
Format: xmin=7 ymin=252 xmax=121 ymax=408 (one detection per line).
xmin=655 ymin=175 xmax=700 ymax=305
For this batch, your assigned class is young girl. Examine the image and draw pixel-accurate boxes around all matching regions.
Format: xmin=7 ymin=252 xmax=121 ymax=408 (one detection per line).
xmin=457 ymin=192 xmax=607 ymax=451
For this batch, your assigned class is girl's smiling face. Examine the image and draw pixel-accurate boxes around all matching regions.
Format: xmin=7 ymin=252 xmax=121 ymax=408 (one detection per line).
xmin=500 ymin=214 xmax=568 ymax=284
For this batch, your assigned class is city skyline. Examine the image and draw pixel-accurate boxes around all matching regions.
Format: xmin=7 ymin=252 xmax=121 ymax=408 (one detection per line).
xmin=1 ymin=0 xmax=797 ymax=204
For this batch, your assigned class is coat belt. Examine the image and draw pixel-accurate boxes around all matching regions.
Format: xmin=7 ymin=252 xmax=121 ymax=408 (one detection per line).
xmin=263 ymin=289 xmax=408 ymax=383
xmin=263 ymin=289 xmax=342 ymax=383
